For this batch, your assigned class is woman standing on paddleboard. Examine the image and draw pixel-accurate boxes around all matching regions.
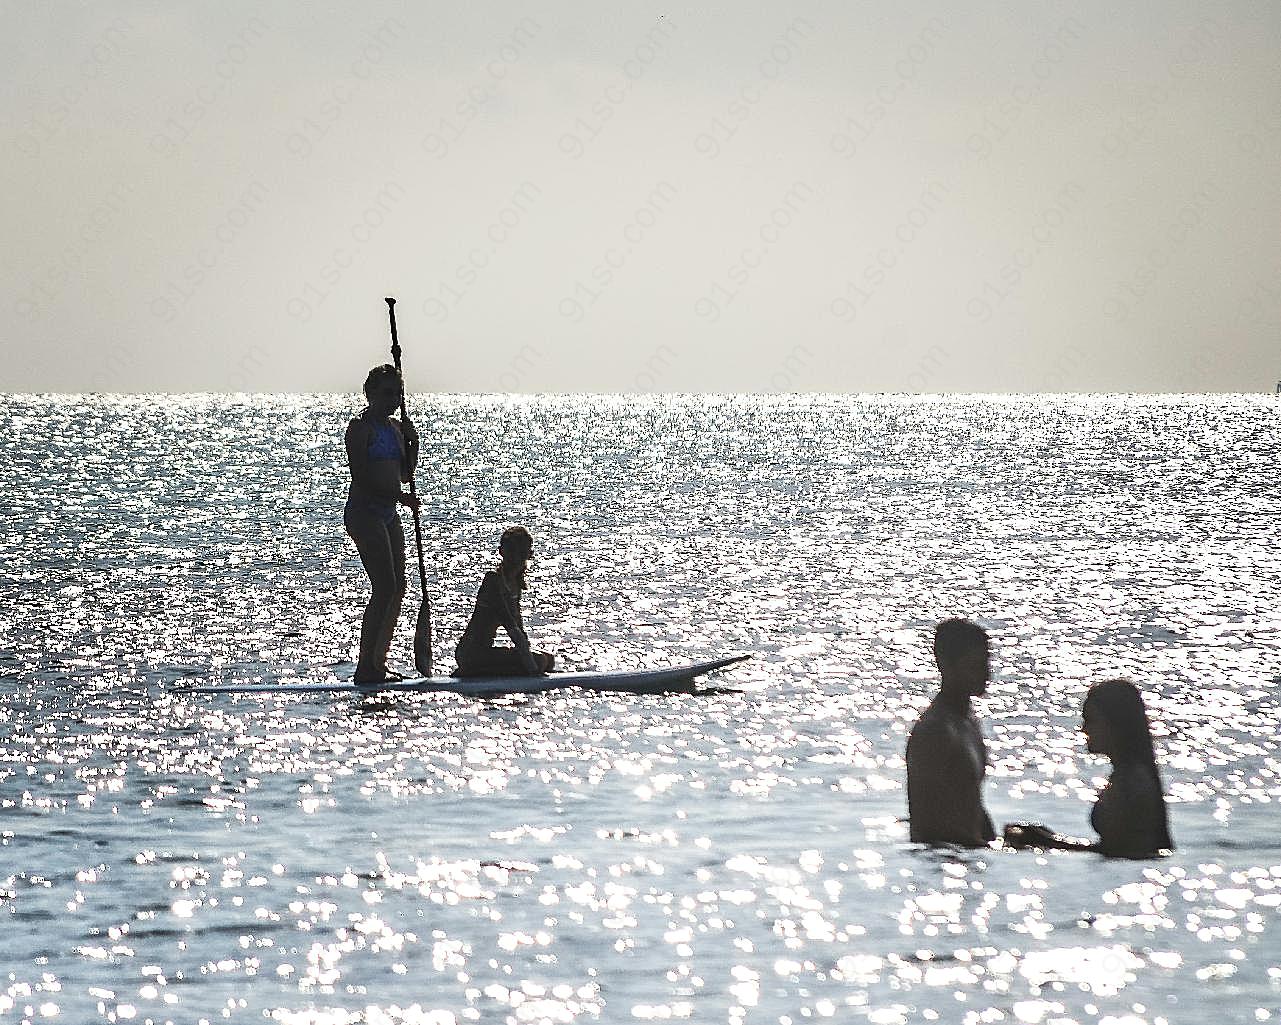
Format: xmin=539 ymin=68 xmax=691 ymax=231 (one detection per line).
xmin=345 ymin=364 xmax=420 ymax=683
xmin=454 ymin=526 xmax=554 ymax=677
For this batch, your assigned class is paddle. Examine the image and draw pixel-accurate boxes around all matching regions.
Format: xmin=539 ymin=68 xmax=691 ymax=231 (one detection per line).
xmin=385 ymin=297 xmax=433 ymax=677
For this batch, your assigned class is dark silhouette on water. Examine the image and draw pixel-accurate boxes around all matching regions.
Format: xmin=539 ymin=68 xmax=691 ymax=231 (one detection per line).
xmin=906 ymin=619 xmax=997 ymax=847
xmin=454 ymin=526 xmax=555 ymax=677
xmin=1004 ymin=679 xmax=1174 ymax=858
xmin=344 ymin=364 xmax=420 ymax=683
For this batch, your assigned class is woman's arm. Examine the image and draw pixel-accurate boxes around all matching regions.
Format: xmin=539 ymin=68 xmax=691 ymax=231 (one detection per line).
xmin=1002 ymin=823 xmax=1097 ymax=852
xmin=345 ymin=417 xmax=371 ymax=482
xmin=396 ymin=417 xmax=420 ymax=482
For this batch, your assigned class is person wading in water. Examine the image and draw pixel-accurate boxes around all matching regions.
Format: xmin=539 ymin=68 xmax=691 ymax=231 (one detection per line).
xmin=344 ymin=364 xmax=419 ymax=683
xmin=1004 ymin=679 xmax=1174 ymax=858
xmin=905 ymin=619 xmax=997 ymax=847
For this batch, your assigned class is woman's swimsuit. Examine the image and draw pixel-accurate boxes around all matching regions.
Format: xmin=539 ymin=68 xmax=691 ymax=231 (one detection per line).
xmin=367 ymin=420 xmax=401 ymax=460
xmin=345 ymin=417 xmax=402 ymax=524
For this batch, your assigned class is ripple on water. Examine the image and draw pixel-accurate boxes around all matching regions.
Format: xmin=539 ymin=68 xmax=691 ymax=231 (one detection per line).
xmin=0 ymin=394 xmax=1279 ymax=1022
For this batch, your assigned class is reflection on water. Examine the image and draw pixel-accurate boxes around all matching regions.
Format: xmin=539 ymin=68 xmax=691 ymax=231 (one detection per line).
xmin=0 ymin=394 xmax=1279 ymax=1022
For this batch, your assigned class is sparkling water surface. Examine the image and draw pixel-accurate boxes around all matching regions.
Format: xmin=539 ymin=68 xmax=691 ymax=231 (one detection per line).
xmin=1 ymin=394 xmax=1279 ymax=1024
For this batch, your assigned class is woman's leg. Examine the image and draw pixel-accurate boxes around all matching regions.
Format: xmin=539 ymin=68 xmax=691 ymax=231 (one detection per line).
xmin=345 ymin=511 xmax=405 ymax=681
xmin=374 ymin=516 xmax=406 ymax=672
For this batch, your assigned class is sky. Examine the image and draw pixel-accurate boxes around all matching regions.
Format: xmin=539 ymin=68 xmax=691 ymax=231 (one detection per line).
xmin=3 ymin=1 xmax=1279 ymax=393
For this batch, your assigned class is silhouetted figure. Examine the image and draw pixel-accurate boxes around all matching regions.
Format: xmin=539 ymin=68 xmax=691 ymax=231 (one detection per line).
xmin=1004 ymin=679 xmax=1174 ymax=858
xmin=454 ymin=526 xmax=555 ymax=677
xmin=906 ymin=619 xmax=997 ymax=847
xmin=344 ymin=364 xmax=419 ymax=683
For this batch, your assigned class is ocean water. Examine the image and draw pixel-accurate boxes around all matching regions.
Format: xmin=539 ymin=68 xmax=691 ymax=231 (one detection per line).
xmin=1 ymin=393 xmax=1279 ymax=1025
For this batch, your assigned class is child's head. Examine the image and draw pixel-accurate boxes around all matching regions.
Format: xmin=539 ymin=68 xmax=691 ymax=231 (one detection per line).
xmin=499 ymin=526 xmax=534 ymax=588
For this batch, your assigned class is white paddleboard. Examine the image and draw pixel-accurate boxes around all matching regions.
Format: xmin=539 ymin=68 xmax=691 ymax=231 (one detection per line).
xmin=174 ymin=655 xmax=749 ymax=697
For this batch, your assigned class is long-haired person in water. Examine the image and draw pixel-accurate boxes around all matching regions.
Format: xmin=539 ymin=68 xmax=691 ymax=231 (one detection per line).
xmin=1005 ymin=679 xmax=1174 ymax=858
xmin=344 ymin=364 xmax=419 ymax=683
xmin=454 ymin=526 xmax=554 ymax=677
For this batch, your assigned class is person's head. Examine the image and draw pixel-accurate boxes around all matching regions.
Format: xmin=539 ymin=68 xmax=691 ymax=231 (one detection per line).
xmin=933 ymin=618 xmax=990 ymax=698
xmin=498 ymin=525 xmax=534 ymax=588
xmin=363 ymin=364 xmax=401 ymax=413
xmin=1082 ymin=679 xmax=1158 ymax=766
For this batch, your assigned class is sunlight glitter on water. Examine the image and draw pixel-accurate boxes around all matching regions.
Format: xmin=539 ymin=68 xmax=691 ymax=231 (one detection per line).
xmin=0 ymin=394 xmax=1279 ymax=1023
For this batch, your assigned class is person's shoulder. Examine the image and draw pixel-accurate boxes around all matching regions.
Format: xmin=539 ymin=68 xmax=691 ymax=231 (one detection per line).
xmin=907 ymin=698 xmax=979 ymax=764
xmin=906 ymin=703 xmax=950 ymax=758
xmin=909 ymin=698 xmax=952 ymax=736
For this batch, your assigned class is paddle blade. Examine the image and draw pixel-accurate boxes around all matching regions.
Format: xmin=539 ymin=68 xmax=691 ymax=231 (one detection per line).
xmin=414 ymin=601 xmax=433 ymax=677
